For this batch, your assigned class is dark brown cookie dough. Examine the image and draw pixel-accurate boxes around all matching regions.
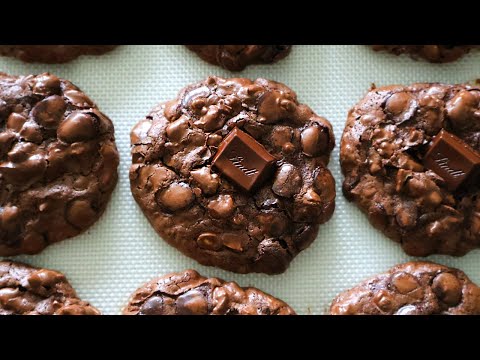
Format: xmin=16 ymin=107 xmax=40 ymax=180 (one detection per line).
xmin=371 ymin=45 xmax=477 ymax=63
xmin=0 ymin=72 xmax=119 ymax=256
xmin=330 ymin=261 xmax=480 ymax=315
xmin=0 ymin=260 xmax=100 ymax=315
xmin=130 ymin=76 xmax=335 ymax=274
xmin=0 ymin=45 xmax=117 ymax=64
xmin=123 ymin=269 xmax=295 ymax=315
xmin=186 ymin=45 xmax=291 ymax=71
xmin=341 ymin=83 xmax=480 ymax=256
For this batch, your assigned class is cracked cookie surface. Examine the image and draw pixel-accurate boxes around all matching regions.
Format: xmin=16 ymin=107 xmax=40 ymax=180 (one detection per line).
xmin=330 ymin=261 xmax=480 ymax=315
xmin=341 ymin=83 xmax=480 ymax=256
xmin=186 ymin=45 xmax=291 ymax=71
xmin=0 ymin=45 xmax=117 ymax=63
xmin=371 ymin=45 xmax=477 ymax=63
xmin=0 ymin=72 xmax=119 ymax=255
xmin=123 ymin=269 xmax=295 ymax=315
xmin=0 ymin=260 xmax=100 ymax=315
xmin=130 ymin=76 xmax=335 ymax=274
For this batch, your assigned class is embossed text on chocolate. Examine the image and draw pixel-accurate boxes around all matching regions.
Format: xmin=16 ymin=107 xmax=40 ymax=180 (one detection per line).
xmin=424 ymin=129 xmax=480 ymax=190
xmin=212 ymin=128 xmax=276 ymax=192
xmin=228 ymin=152 xmax=259 ymax=177
xmin=433 ymin=153 xmax=465 ymax=178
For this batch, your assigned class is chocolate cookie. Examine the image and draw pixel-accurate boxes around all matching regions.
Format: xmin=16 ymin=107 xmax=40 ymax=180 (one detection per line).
xmin=330 ymin=261 xmax=480 ymax=315
xmin=0 ymin=260 xmax=100 ymax=315
xmin=0 ymin=45 xmax=117 ymax=64
xmin=123 ymin=269 xmax=295 ymax=315
xmin=341 ymin=83 xmax=480 ymax=256
xmin=130 ymin=76 xmax=335 ymax=274
xmin=371 ymin=45 xmax=477 ymax=63
xmin=186 ymin=45 xmax=291 ymax=71
xmin=0 ymin=72 xmax=119 ymax=256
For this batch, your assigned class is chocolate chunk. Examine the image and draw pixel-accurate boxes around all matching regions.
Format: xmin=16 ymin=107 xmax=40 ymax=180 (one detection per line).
xmin=123 ymin=269 xmax=296 ymax=315
xmin=212 ymin=128 xmax=276 ymax=192
xmin=424 ymin=129 xmax=480 ymax=191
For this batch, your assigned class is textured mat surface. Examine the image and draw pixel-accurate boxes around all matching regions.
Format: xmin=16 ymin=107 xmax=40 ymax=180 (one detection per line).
xmin=2 ymin=45 xmax=479 ymax=314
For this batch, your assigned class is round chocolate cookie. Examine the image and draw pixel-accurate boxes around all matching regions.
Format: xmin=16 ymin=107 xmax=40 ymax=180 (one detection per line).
xmin=330 ymin=261 xmax=480 ymax=315
xmin=371 ymin=45 xmax=477 ymax=63
xmin=123 ymin=269 xmax=295 ymax=315
xmin=341 ymin=83 xmax=480 ymax=256
xmin=0 ymin=260 xmax=100 ymax=315
xmin=130 ymin=76 xmax=335 ymax=274
xmin=0 ymin=45 xmax=117 ymax=64
xmin=186 ymin=45 xmax=291 ymax=71
xmin=0 ymin=72 xmax=119 ymax=256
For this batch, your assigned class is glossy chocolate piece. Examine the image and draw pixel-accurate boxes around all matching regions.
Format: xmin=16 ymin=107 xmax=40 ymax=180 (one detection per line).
xmin=212 ymin=128 xmax=276 ymax=192
xmin=424 ymin=129 xmax=480 ymax=191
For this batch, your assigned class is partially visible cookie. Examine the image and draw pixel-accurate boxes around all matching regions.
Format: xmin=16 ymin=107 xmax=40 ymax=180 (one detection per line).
xmin=186 ymin=45 xmax=291 ymax=71
xmin=0 ymin=260 xmax=100 ymax=315
xmin=130 ymin=76 xmax=335 ymax=274
xmin=123 ymin=269 xmax=295 ymax=315
xmin=341 ymin=83 xmax=480 ymax=257
xmin=0 ymin=45 xmax=117 ymax=63
xmin=330 ymin=261 xmax=480 ymax=315
xmin=0 ymin=72 xmax=119 ymax=256
xmin=371 ymin=45 xmax=477 ymax=63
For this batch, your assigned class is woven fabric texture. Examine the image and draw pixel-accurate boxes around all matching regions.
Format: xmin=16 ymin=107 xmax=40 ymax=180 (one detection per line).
xmin=1 ymin=45 xmax=479 ymax=314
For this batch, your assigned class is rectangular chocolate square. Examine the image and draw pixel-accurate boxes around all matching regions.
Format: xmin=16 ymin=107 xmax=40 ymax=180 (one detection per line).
xmin=424 ymin=129 xmax=480 ymax=191
xmin=212 ymin=128 xmax=276 ymax=192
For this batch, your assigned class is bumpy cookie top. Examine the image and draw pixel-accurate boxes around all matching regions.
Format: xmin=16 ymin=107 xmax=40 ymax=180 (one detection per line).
xmin=371 ymin=45 xmax=477 ymax=63
xmin=186 ymin=45 xmax=291 ymax=71
xmin=330 ymin=261 xmax=480 ymax=315
xmin=341 ymin=83 xmax=480 ymax=256
xmin=123 ymin=269 xmax=295 ymax=315
xmin=0 ymin=73 xmax=119 ymax=256
xmin=130 ymin=76 xmax=335 ymax=274
xmin=0 ymin=45 xmax=117 ymax=63
xmin=0 ymin=260 xmax=100 ymax=315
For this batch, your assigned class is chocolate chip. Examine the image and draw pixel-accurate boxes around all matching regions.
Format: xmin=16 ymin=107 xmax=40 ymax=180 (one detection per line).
xmin=197 ymin=233 xmax=222 ymax=251
xmin=432 ymin=272 xmax=462 ymax=306
xmin=301 ymin=124 xmax=329 ymax=157
xmin=190 ymin=167 xmax=219 ymax=195
xmin=66 ymin=200 xmax=96 ymax=228
xmin=32 ymin=95 xmax=66 ymax=128
xmin=156 ymin=182 xmax=194 ymax=211
xmin=272 ymin=164 xmax=302 ymax=198
xmin=57 ymin=112 xmax=97 ymax=143
xmin=33 ymin=74 xmax=61 ymax=95
xmin=391 ymin=272 xmax=419 ymax=294
xmin=176 ymin=290 xmax=208 ymax=315
xmin=207 ymin=195 xmax=235 ymax=218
